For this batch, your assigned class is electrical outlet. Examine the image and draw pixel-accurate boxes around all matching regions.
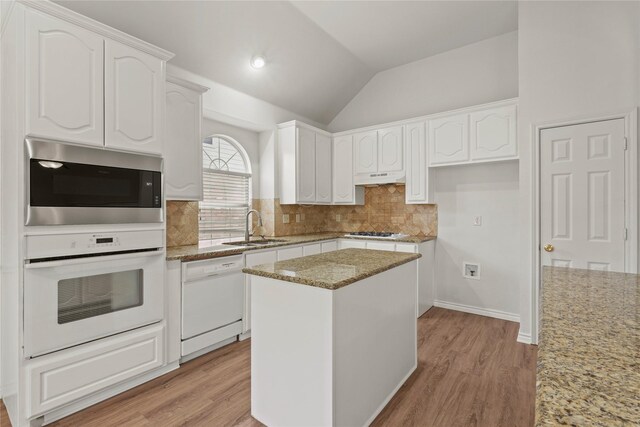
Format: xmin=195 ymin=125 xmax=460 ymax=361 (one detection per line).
xmin=336 ymin=214 xmax=341 ymax=222
xmin=463 ymin=262 xmax=480 ymax=279
xmin=282 ymin=214 xmax=290 ymax=224
xmin=473 ymin=216 xmax=482 ymax=226
xmin=301 ymin=213 xmax=305 ymax=221
xmin=295 ymin=213 xmax=301 ymax=223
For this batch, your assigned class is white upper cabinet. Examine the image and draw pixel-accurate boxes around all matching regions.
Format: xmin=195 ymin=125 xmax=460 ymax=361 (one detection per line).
xmin=470 ymin=105 xmax=517 ymax=161
xmin=428 ymin=101 xmax=517 ymax=167
xmin=315 ymin=133 xmax=332 ymax=204
xmin=354 ymin=130 xmax=378 ymax=174
xmin=165 ymin=76 xmax=208 ymax=201
xmin=21 ymin=3 xmax=173 ymax=155
xmin=333 ymin=135 xmax=363 ymax=205
xmin=104 ymin=40 xmax=164 ymax=155
xmin=404 ymin=121 xmax=433 ymax=204
xmin=378 ymin=126 xmax=404 ymax=173
xmin=26 ymin=10 xmax=104 ymax=146
xmin=428 ymin=113 xmax=469 ymax=166
xmin=278 ymin=121 xmax=332 ymax=205
xmin=296 ymin=127 xmax=317 ymax=203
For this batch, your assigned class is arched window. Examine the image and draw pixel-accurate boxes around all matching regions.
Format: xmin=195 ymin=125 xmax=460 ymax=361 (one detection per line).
xmin=199 ymin=135 xmax=252 ymax=241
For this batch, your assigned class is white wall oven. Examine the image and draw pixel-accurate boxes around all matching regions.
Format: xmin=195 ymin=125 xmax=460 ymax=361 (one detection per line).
xmin=26 ymin=138 xmax=163 ymax=225
xmin=23 ymin=230 xmax=165 ymax=357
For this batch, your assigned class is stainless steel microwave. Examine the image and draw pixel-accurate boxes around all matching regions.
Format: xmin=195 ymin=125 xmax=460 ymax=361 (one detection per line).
xmin=26 ymin=138 xmax=163 ymax=226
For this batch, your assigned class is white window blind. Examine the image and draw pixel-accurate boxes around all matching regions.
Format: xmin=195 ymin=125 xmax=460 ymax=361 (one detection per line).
xmin=199 ymin=136 xmax=251 ymax=241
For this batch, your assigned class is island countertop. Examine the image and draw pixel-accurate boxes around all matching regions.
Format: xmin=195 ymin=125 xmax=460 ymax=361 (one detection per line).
xmin=536 ymin=266 xmax=640 ymax=426
xmin=242 ymin=248 xmax=421 ymax=290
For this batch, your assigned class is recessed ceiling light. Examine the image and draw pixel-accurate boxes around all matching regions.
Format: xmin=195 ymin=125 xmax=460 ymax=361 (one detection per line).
xmin=251 ymin=55 xmax=266 ymax=69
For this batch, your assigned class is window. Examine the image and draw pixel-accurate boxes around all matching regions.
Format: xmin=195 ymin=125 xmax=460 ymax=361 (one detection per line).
xmin=199 ymin=135 xmax=251 ymax=241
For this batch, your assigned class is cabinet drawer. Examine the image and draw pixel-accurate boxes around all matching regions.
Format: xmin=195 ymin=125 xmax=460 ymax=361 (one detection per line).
xmin=395 ymin=244 xmax=417 ymax=253
xmin=303 ymin=243 xmax=322 ymax=256
xmin=339 ymin=239 xmax=367 ymax=249
xmin=321 ymin=240 xmax=339 ymax=253
xmin=277 ymin=246 xmax=304 ymax=261
xmin=366 ymin=241 xmax=397 ymax=251
xmin=26 ymin=323 xmax=164 ymax=417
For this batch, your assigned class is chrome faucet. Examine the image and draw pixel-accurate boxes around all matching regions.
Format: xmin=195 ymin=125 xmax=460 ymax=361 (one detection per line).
xmin=245 ymin=209 xmax=264 ymax=242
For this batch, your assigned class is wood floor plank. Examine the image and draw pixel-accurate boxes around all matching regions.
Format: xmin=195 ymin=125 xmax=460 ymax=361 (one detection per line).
xmin=0 ymin=308 xmax=537 ymax=427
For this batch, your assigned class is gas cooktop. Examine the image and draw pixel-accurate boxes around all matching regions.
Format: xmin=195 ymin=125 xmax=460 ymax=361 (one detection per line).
xmin=345 ymin=232 xmax=408 ymax=240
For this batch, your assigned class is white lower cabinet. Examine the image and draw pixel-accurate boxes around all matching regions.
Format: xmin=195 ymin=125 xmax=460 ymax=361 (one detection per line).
xmin=303 ymin=243 xmax=322 ymax=256
xmin=244 ymin=250 xmax=277 ymax=333
xmin=321 ymin=240 xmax=338 ymax=253
xmin=26 ymin=323 xmax=164 ymax=417
xmin=339 ymin=239 xmax=367 ymax=249
xmin=365 ymin=241 xmax=396 ymax=251
xmin=277 ymin=246 xmax=304 ymax=261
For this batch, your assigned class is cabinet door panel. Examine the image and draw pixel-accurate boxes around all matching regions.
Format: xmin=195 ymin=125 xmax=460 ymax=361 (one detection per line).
xmin=470 ymin=105 xmax=517 ymax=161
xmin=378 ymin=126 xmax=404 ymax=173
xmin=245 ymin=250 xmax=277 ymax=333
xmin=165 ymin=82 xmax=202 ymax=200
xmin=26 ymin=10 xmax=104 ymax=146
xmin=296 ymin=127 xmax=316 ymax=203
xmin=315 ymin=133 xmax=332 ymax=203
xmin=405 ymin=122 xmax=428 ymax=203
xmin=354 ymin=131 xmax=378 ymax=174
xmin=333 ymin=135 xmax=355 ymax=203
xmin=105 ymin=40 xmax=163 ymax=154
xmin=428 ymin=114 xmax=469 ymax=166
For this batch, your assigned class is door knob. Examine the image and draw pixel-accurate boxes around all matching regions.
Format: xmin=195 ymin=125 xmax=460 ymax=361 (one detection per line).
xmin=544 ymin=244 xmax=554 ymax=252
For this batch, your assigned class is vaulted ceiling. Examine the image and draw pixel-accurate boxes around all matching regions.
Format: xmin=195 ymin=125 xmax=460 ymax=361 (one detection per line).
xmin=55 ymin=1 xmax=517 ymax=125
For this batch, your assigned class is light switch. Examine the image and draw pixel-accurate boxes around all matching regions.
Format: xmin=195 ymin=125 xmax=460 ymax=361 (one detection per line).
xmin=283 ymin=214 xmax=290 ymax=224
xmin=473 ymin=216 xmax=482 ymax=226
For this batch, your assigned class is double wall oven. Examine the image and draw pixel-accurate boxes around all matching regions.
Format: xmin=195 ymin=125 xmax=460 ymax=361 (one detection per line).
xmin=24 ymin=139 xmax=165 ymax=358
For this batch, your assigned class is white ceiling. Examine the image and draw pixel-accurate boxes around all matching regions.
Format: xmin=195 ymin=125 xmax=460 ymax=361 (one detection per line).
xmin=54 ymin=1 xmax=517 ymax=125
xmin=291 ymin=1 xmax=518 ymax=71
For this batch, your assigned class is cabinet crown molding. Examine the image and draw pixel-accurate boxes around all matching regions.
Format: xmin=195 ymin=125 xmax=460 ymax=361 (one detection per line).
xmin=277 ymin=120 xmax=332 ymax=137
xmin=167 ymin=74 xmax=210 ymax=94
xmin=18 ymin=0 xmax=175 ymax=61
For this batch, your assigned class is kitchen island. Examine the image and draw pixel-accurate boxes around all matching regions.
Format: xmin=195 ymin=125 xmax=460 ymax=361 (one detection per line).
xmin=243 ymin=248 xmax=421 ymax=427
xmin=536 ymin=267 xmax=640 ymax=426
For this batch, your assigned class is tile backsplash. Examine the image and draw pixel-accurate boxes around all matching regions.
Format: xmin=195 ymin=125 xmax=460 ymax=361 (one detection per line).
xmin=166 ymin=185 xmax=437 ymax=246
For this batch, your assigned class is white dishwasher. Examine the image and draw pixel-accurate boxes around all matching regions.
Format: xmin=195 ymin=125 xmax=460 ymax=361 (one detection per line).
xmin=181 ymin=255 xmax=244 ymax=358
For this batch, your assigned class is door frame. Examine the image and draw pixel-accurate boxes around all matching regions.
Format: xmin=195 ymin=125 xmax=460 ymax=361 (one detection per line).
xmin=530 ymin=108 xmax=638 ymax=344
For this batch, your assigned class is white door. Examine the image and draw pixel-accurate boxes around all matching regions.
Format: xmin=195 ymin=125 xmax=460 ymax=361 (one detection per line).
xmin=404 ymin=121 xmax=428 ymax=203
xmin=378 ymin=126 xmax=404 ymax=173
xmin=354 ymin=130 xmax=378 ymax=174
xmin=315 ymin=133 xmax=332 ymax=203
xmin=105 ymin=40 xmax=164 ymax=155
xmin=296 ymin=127 xmax=316 ymax=203
xmin=165 ymin=81 xmax=202 ymax=200
xmin=470 ymin=105 xmax=517 ymax=161
xmin=428 ymin=113 xmax=469 ymax=166
xmin=540 ymin=119 xmax=626 ymax=271
xmin=26 ymin=9 xmax=104 ymax=146
xmin=333 ymin=135 xmax=355 ymax=203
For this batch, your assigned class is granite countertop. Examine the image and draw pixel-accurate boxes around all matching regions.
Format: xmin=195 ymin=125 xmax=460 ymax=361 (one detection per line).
xmin=166 ymin=233 xmax=435 ymax=262
xmin=242 ymin=248 xmax=421 ymax=290
xmin=536 ymin=266 xmax=639 ymax=426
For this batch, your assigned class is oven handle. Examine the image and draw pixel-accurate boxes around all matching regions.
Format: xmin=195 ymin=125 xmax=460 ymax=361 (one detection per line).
xmin=24 ymin=249 xmax=164 ymax=269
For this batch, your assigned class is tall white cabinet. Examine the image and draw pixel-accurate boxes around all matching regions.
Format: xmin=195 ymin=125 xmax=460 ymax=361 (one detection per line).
xmin=278 ymin=121 xmax=332 ymax=205
xmin=404 ymin=121 xmax=434 ymax=204
xmin=332 ymin=135 xmax=364 ymax=205
xmin=22 ymin=6 xmax=173 ymax=155
xmin=165 ymin=75 xmax=209 ymax=200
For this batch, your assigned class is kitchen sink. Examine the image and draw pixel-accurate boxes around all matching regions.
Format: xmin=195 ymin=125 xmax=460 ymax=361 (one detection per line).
xmin=222 ymin=239 xmax=286 ymax=246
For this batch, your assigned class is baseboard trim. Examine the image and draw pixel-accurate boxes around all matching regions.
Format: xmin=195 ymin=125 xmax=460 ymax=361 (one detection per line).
xmin=517 ymin=331 xmax=533 ymax=344
xmin=433 ymin=300 xmax=520 ymax=323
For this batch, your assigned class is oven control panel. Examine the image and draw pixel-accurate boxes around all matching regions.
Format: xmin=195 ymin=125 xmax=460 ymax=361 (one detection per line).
xmin=89 ymin=235 xmax=121 ymax=248
xmin=25 ymin=229 xmax=164 ymax=260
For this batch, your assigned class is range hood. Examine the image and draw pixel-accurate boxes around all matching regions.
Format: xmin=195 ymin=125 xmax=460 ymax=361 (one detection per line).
xmin=354 ymin=171 xmax=406 ymax=186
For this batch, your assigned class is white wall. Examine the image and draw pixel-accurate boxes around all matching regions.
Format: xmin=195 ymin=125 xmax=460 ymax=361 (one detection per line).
xmin=201 ymin=118 xmax=261 ymax=199
xmin=434 ymin=162 xmax=520 ymax=321
xmin=328 ymin=31 xmax=518 ymax=132
xmin=518 ymin=1 xmax=640 ymax=343
xmin=168 ymin=64 xmax=326 ymax=132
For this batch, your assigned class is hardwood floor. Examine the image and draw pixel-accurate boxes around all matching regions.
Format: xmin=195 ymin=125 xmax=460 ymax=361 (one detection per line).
xmin=0 ymin=308 xmax=537 ymax=427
